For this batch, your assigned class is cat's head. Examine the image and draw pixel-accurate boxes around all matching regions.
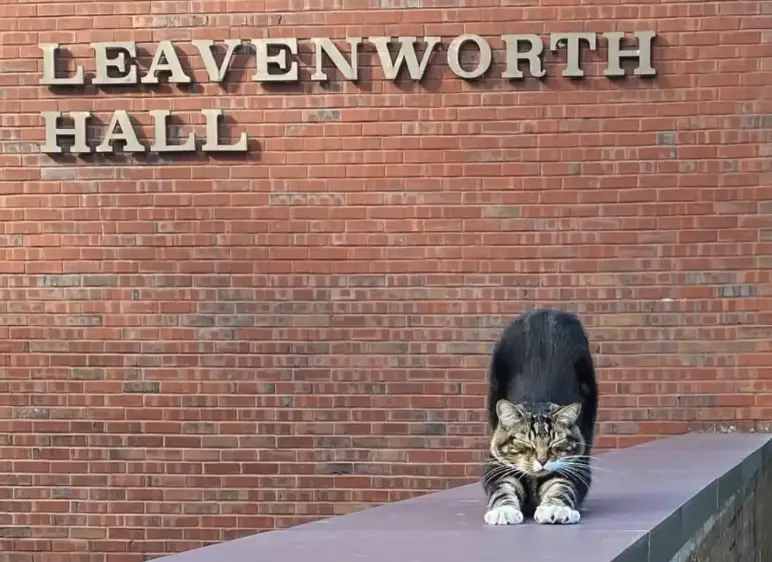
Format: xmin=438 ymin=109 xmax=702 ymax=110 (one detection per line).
xmin=489 ymin=399 xmax=586 ymax=476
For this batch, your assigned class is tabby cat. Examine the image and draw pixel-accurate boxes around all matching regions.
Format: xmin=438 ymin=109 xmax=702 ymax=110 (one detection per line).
xmin=482 ymin=308 xmax=598 ymax=525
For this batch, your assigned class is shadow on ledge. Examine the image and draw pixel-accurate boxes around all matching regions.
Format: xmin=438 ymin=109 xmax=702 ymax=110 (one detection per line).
xmin=155 ymin=433 xmax=772 ymax=562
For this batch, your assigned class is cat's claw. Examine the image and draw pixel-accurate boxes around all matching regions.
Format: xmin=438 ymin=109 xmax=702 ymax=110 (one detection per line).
xmin=484 ymin=505 xmax=524 ymax=525
xmin=534 ymin=504 xmax=581 ymax=525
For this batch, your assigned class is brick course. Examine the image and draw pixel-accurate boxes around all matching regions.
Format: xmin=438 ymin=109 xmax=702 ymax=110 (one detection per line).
xmin=682 ymin=454 xmax=771 ymax=562
xmin=0 ymin=1 xmax=771 ymax=560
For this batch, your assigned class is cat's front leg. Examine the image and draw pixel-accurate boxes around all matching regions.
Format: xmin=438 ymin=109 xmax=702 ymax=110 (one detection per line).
xmin=534 ymin=477 xmax=581 ymax=525
xmin=482 ymin=472 xmax=526 ymax=525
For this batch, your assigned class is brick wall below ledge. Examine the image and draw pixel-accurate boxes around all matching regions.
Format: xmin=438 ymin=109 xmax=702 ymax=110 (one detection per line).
xmin=679 ymin=456 xmax=772 ymax=562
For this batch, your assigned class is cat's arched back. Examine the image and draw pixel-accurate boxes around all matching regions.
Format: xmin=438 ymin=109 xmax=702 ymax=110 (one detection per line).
xmin=482 ymin=308 xmax=599 ymax=526
xmin=486 ymin=307 xmax=598 ymax=446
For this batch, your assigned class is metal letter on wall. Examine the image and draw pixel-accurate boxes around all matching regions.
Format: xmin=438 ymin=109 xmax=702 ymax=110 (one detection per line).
xmin=310 ymin=37 xmax=362 ymax=82
xmin=96 ymin=110 xmax=145 ymax=153
xmin=549 ymin=32 xmax=597 ymax=78
xmin=251 ymin=38 xmax=299 ymax=82
xmin=191 ymin=39 xmax=243 ymax=82
xmin=37 ymin=30 xmax=658 ymax=158
xmin=91 ymin=42 xmax=139 ymax=85
xmin=501 ymin=34 xmax=546 ymax=79
xmin=149 ymin=110 xmax=197 ymax=152
xmin=201 ymin=109 xmax=248 ymax=152
xmin=447 ymin=34 xmax=492 ymax=80
xmin=603 ymin=31 xmax=657 ymax=77
xmin=40 ymin=111 xmax=91 ymax=153
xmin=141 ymin=40 xmax=193 ymax=84
xmin=38 ymin=43 xmax=85 ymax=85
xmin=369 ymin=36 xmax=441 ymax=81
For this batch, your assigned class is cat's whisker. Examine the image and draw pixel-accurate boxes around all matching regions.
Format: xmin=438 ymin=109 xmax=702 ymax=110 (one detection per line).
xmin=488 ymin=462 xmax=528 ymax=478
xmin=549 ymin=458 xmax=600 ymax=483
xmin=563 ymin=454 xmax=606 ymax=464
xmin=483 ymin=460 xmax=517 ymax=475
xmin=556 ymin=460 xmax=601 ymax=478
xmin=553 ymin=464 xmax=592 ymax=488
xmin=557 ymin=470 xmax=591 ymax=490
xmin=482 ymin=465 xmax=525 ymax=486
xmin=559 ymin=455 xmax=615 ymax=473
xmin=557 ymin=457 xmax=592 ymax=468
xmin=482 ymin=457 xmax=530 ymax=483
xmin=556 ymin=461 xmax=615 ymax=472
xmin=486 ymin=469 xmax=519 ymax=481
xmin=489 ymin=454 xmax=530 ymax=476
xmin=562 ymin=463 xmax=609 ymax=486
xmin=485 ymin=465 xmax=515 ymax=474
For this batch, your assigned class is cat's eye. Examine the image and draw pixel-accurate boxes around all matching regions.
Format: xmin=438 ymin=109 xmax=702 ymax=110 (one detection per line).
xmin=506 ymin=441 xmax=532 ymax=455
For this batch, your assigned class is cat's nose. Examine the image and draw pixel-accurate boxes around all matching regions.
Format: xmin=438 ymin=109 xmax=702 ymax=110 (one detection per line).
xmin=537 ymin=456 xmax=549 ymax=465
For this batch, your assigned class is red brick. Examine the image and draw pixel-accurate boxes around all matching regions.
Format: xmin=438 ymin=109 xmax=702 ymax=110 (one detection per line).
xmin=0 ymin=0 xmax=770 ymax=559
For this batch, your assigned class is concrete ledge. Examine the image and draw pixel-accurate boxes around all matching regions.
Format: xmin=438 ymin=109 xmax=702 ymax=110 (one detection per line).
xmin=155 ymin=433 xmax=772 ymax=562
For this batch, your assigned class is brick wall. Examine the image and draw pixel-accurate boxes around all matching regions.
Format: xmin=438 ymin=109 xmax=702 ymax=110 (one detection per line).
xmin=679 ymin=454 xmax=771 ymax=562
xmin=0 ymin=1 xmax=770 ymax=560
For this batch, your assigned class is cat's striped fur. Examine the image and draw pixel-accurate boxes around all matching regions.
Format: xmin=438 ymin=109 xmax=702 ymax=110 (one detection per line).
xmin=482 ymin=308 xmax=598 ymax=525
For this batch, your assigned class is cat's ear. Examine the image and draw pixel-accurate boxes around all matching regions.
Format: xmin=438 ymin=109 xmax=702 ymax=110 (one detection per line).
xmin=496 ymin=400 xmax=528 ymax=430
xmin=550 ymin=402 xmax=582 ymax=427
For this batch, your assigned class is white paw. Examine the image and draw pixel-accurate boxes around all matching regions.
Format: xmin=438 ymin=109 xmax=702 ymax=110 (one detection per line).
xmin=534 ymin=504 xmax=581 ymax=525
xmin=484 ymin=505 xmax=524 ymax=525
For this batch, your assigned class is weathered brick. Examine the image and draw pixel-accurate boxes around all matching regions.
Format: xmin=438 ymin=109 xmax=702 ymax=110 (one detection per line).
xmin=380 ymin=0 xmax=421 ymax=7
xmin=656 ymin=131 xmax=677 ymax=145
xmin=303 ymin=109 xmax=341 ymax=123
xmin=35 ymin=275 xmax=82 ymax=287
xmin=717 ymin=285 xmax=758 ymax=298
xmin=485 ymin=206 xmax=521 ymax=218
xmin=81 ymin=275 xmax=120 ymax=287
xmin=0 ymin=2 xmax=769 ymax=560
xmin=39 ymin=167 xmax=78 ymax=181
xmin=70 ymin=368 xmax=105 ymax=380
xmin=122 ymin=381 xmax=160 ymax=394
xmin=16 ymin=408 xmax=50 ymax=419
xmin=319 ymin=463 xmax=354 ymax=475
xmin=412 ymin=423 xmax=448 ymax=436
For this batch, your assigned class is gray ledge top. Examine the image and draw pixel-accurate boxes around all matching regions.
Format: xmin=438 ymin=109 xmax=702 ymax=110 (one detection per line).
xmin=157 ymin=432 xmax=772 ymax=562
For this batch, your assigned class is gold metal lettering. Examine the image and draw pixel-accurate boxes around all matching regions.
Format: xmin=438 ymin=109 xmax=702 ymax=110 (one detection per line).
xmin=92 ymin=42 xmax=138 ymax=85
xmin=603 ymin=31 xmax=657 ymax=77
xmin=140 ymin=40 xmax=192 ymax=84
xmin=310 ymin=37 xmax=361 ymax=82
xmin=549 ymin=32 xmax=597 ymax=78
xmin=447 ymin=34 xmax=492 ymax=80
xmin=191 ymin=39 xmax=243 ymax=83
xmin=96 ymin=110 xmax=145 ymax=153
xmin=38 ymin=43 xmax=85 ymax=86
xmin=149 ymin=110 xmax=197 ymax=152
xmin=251 ymin=38 xmax=299 ymax=82
xmin=40 ymin=111 xmax=91 ymax=153
xmin=501 ymin=34 xmax=545 ymax=79
xmin=369 ymin=36 xmax=441 ymax=81
xmin=201 ymin=109 xmax=248 ymax=152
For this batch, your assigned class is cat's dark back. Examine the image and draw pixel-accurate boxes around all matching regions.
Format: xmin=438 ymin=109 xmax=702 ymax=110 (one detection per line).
xmin=487 ymin=307 xmax=598 ymax=448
